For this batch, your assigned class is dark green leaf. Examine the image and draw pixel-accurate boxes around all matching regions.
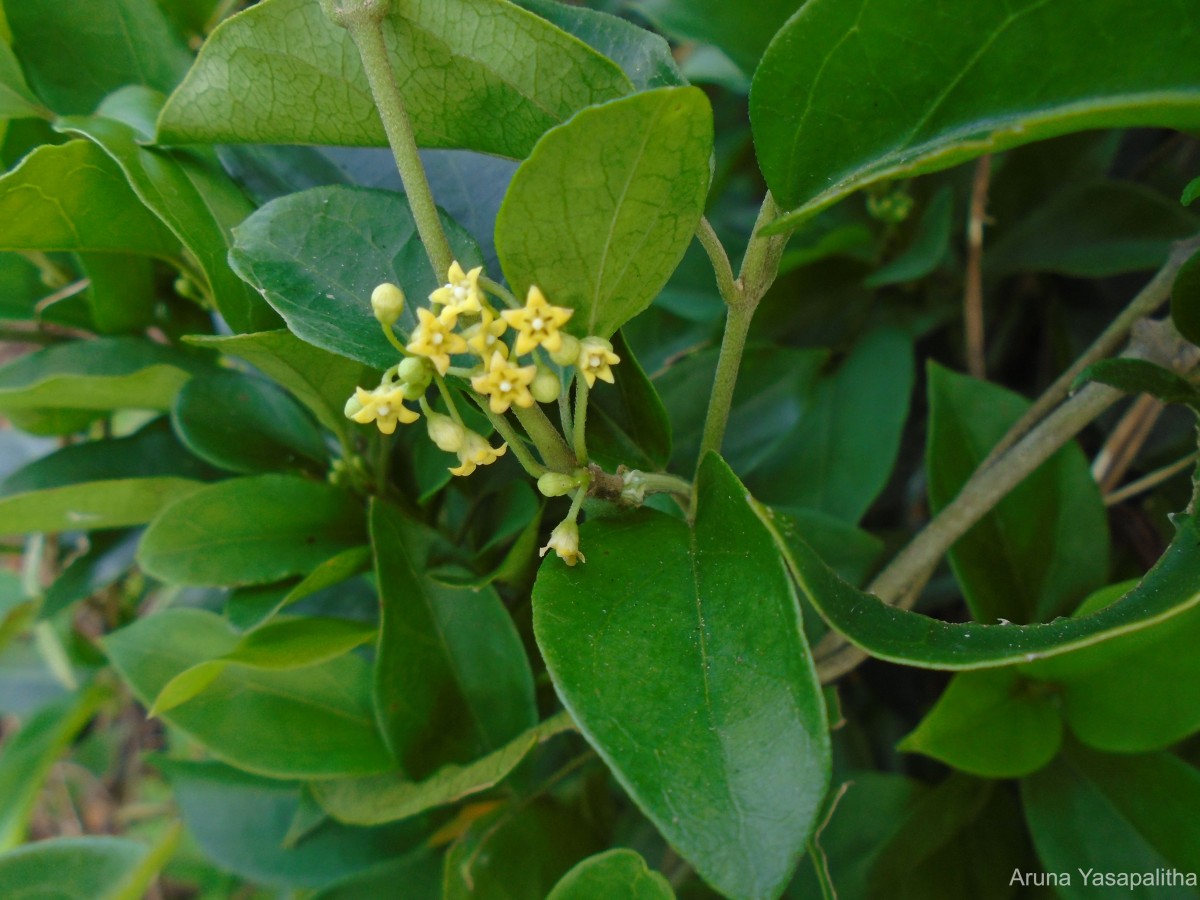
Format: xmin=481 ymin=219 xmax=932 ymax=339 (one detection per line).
xmin=0 ymin=42 xmax=43 ymax=119
xmin=76 ymin=253 xmax=155 ymax=334
xmin=986 ymin=181 xmax=1198 ymax=278
xmin=103 ymin=607 xmax=394 ymax=778
xmin=534 ymin=455 xmax=830 ymax=899
xmin=0 ymin=681 xmax=108 ymax=850
xmin=225 ymin=546 xmax=373 ymax=631
xmin=42 ymin=530 xmax=141 ymax=619
xmin=548 ymin=849 xmax=674 ymax=900
xmin=58 ymin=91 xmax=279 ymax=333
xmin=1022 ymin=745 xmax=1200 ymax=897
xmin=1077 ymin=358 xmax=1200 ymax=415
xmin=310 ymin=850 xmax=443 ymax=900
xmin=159 ymin=759 xmax=421 ymax=889
xmin=230 ymin=186 xmax=481 ymax=369
xmin=312 ymin=710 xmax=574 ymax=826
xmin=778 ymin=508 xmax=883 ymax=587
xmin=443 ymin=801 xmax=601 ymax=900
xmin=1183 ymin=176 xmax=1200 ymax=207
xmin=0 ymin=830 xmax=179 ymax=900
xmin=746 ymin=328 xmax=914 ymax=524
xmin=898 ymin=669 xmax=1062 ymax=778
xmin=172 ymin=371 xmax=329 ymax=475
xmin=758 ymin=507 xmax=1200 ymax=670
xmin=587 ymin=333 xmax=672 ymax=471
xmin=0 ymin=141 xmax=179 ymax=257
xmin=1171 ymin=247 xmax=1200 ymax=347
xmin=926 ymin=363 xmax=1108 ymax=623
xmin=517 ymin=0 xmax=684 ymax=91
xmin=752 ymin=0 xmax=1200 ymax=231
xmin=157 ymin=0 xmax=632 ymax=158
xmin=370 ymin=501 xmax=536 ymax=778
xmin=6 ymin=0 xmax=189 ymax=114
xmin=138 ymin=474 xmax=366 ymax=586
xmin=496 ymin=87 xmax=713 ymax=339
xmin=866 ymin=186 xmax=953 ymax=287
xmin=633 ymin=0 xmax=799 ymax=75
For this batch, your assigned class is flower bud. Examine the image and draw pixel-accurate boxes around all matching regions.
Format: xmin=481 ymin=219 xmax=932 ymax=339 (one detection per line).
xmin=396 ymin=355 xmax=433 ymax=399
xmin=371 ymin=282 xmax=405 ymax=326
xmin=344 ymin=391 xmax=365 ymax=419
xmin=537 ymin=472 xmax=578 ymax=498
xmin=539 ymin=520 xmax=585 ymax=566
xmin=530 ymin=368 xmax=561 ymax=404
xmin=426 ymin=411 xmax=466 ymax=453
xmin=549 ymin=333 xmax=581 ymax=367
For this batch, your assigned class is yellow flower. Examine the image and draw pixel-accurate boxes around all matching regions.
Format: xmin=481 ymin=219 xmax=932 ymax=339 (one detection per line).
xmin=348 ymin=385 xmax=419 ymax=435
xmin=539 ymin=520 xmax=585 ymax=566
xmin=576 ymin=337 xmax=620 ymax=387
xmin=500 ymin=286 xmax=573 ymax=356
xmin=449 ymin=431 xmax=507 ymax=476
xmin=429 ymin=261 xmax=484 ymax=321
xmin=463 ymin=308 xmax=508 ymax=358
xmin=471 ymin=350 xmax=536 ymax=414
xmin=407 ymin=307 xmax=468 ymax=375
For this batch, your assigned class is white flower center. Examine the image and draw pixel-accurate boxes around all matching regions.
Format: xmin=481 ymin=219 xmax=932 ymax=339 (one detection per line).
xmin=377 ymin=404 xmax=390 ymax=416
xmin=432 ymin=333 xmax=444 ymax=345
xmin=531 ymin=316 xmax=544 ymax=330
xmin=453 ymin=286 xmax=467 ymax=300
xmin=589 ymin=354 xmax=601 ymax=368
xmin=499 ymin=380 xmax=513 ymax=393
xmin=486 ymin=334 xmax=496 ymax=345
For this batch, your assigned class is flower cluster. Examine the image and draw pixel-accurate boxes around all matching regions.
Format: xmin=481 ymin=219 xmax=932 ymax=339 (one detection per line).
xmin=343 ymin=262 xmax=622 ymax=563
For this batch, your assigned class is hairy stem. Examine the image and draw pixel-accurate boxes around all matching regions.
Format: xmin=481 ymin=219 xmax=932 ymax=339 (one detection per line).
xmin=474 ymin=402 xmax=547 ymax=478
xmin=514 ymin=405 xmax=576 ymax=473
xmin=572 ymin=377 xmax=590 ymax=464
xmin=696 ymin=217 xmax=738 ymax=306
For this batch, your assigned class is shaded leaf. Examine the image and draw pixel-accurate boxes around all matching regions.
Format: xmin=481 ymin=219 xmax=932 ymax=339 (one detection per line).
xmin=496 ymin=87 xmax=712 ymax=339
xmin=866 ymin=186 xmax=953 ymax=287
xmin=587 ymin=333 xmax=671 ymax=472
xmin=0 ymin=42 xmax=43 ymax=119
xmin=633 ymin=0 xmax=799 ymax=76
xmin=1171 ymin=247 xmax=1200 ymax=347
xmin=548 ymin=848 xmax=674 ymax=900
xmin=41 ymin=530 xmax=141 ymax=619
xmin=225 ymin=546 xmax=373 ymax=631
xmin=0 ymin=830 xmax=179 ymax=900
xmin=1077 ymin=358 xmax=1200 ymax=415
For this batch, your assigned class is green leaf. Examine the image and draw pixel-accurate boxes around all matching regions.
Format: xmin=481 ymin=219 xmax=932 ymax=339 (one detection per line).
xmin=172 ymin=371 xmax=329 ymax=475
xmin=586 ymin=333 xmax=671 ymax=471
xmin=157 ymin=0 xmax=632 ymax=158
xmin=866 ymin=186 xmax=953 ymax=287
xmin=58 ymin=91 xmax=280 ymax=333
xmin=534 ymin=454 xmax=830 ymax=899
xmin=0 ymin=140 xmax=179 ymax=258
xmin=150 ymin=616 xmax=377 ymax=716
xmin=225 ymin=546 xmax=373 ymax=630
xmin=310 ymin=851 xmax=442 ymax=900
xmin=6 ymin=0 xmax=190 ymax=115
xmin=103 ymin=607 xmax=394 ymax=778
xmin=517 ymin=0 xmax=684 ymax=91
xmin=187 ymin=330 xmax=374 ymax=441
xmin=496 ymin=86 xmax=713 ymax=339
xmin=752 ymin=0 xmax=1200 ymax=231
xmin=1077 ymin=358 xmax=1200 ymax=415
xmin=0 ymin=338 xmax=202 ymax=413
xmin=229 ymin=186 xmax=481 ymax=369
xmin=633 ymin=0 xmax=799 ymax=76
xmin=0 ymin=41 xmax=45 ymax=119
xmin=138 ymin=474 xmax=366 ymax=587
xmin=443 ymin=801 xmax=601 ymax=900
xmin=898 ymin=668 xmax=1062 ymax=778
xmin=0 ymin=681 xmax=109 ymax=850
xmin=548 ymin=849 xmax=674 ymax=900
xmin=158 ymin=759 xmax=422 ymax=889
xmin=1022 ymin=745 xmax=1200 ymax=897
xmin=778 ymin=508 xmax=883 ymax=587
xmin=1183 ymin=176 xmax=1200 ymax=207
xmin=76 ymin=253 xmax=155 ymax=334
xmin=370 ymin=501 xmax=536 ymax=778
xmin=746 ymin=328 xmax=914 ymax=524
xmin=926 ymin=363 xmax=1108 ymax=623
xmin=312 ymin=710 xmax=574 ymax=826
xmin=1171 ymin=248 xmax=1200 ymax=347
xmin=0 ymin=570 xmax=33 ymax=652
xmin=986 ymin=181 xmax=1198 ymax=278
xmin=0 ymin=830 xmax=180 ymax=900
xmin=758 ymin=507 xmax=1200 ymax=670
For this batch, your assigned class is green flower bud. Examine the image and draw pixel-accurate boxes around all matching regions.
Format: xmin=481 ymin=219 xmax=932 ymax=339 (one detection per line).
xmin=530 ymin=368 xmax=561 ymax=404
xmin=549 ymin=333 xmax=581 ymax=367
xmin=537 ymin=472 xmax=579 ymax=498
xmin=396 ymin=355 xmax=433 ymax=399
xmin=371 ymin=282 xmax=405 ymax=326
xmin=344 ymin=390 xmax=366 ymax=419
xmin=426 ymin=411 xmax=466 ymax=453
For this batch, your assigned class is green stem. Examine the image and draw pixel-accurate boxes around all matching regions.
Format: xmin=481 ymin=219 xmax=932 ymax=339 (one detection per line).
xmin=381 ymin=322 xmax=411 ymax=357
xmin=572 ymin=377 xmax=590 ymax=464
xmin=696 ymin=298 xmax=755 ymax=465
xmin=696 ymin=217 xmax=738 ymax=306
xmin=432 ymin=373 xmax=464 ymax=427
xmin=514 ymin=405 xmax=576 ymax=472
xmin=472 ymin=400 xmax=547 ymax=478
xmin=341 ymin=8 xmax=454 ymax=277
xmin=635 ymin=472 xmax=693 ymax=498
xmin=480 ymin=275 xmax=521 ymax=309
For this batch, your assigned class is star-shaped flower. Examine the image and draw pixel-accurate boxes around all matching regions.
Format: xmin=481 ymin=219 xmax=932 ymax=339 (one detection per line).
xmin=429 ymin=261 xmax=484 ymax=322
xmin=348 ymin=385 xmax=419 ymax=434
xmin=463 ymin=307 xmax=508 ymax=358
xmin=576 ymin=337 xmax=620 ymax=387
xmin=471 ymin=350 xmax=536 ymax=414
xmin=449 ymin=431 xmax=507 ymax=477
xmin=407 ymin=307 xmax=468 ymax=375
xmin=500 ymin=286 xmax=573 ymax=356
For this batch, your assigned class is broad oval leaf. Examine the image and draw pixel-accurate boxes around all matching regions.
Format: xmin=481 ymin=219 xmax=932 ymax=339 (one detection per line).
xmin=632 ymin=0 xmax=799 ymax=77
xmin=548 ymin=849 xmax=674 ymax=900
xmin=752 ymin=0 xmax=1200 ymax=231
xmin=759 ymin=506 xmax=1200 ymax=671
xmin=926 ymin=363 xmax=1108 ymax=624
xmin=103 ymin=607 xmax=394 ymax=778
xmin=229 ymin=186 xmax=481 ymax=369
xmin=157 ymin=0 xmax=632 ymax=158
xmin=0 ymin=42 xmax=43 ymax=119
xmin=533 ymin=454 xmax=830 ymax=899
xmin=496 ymin=86 xmax=712 ymax=339
xmin=370 ymin=501 xmax=536 ymax=778
xmin=1172 ymin=247 xmax=1200 ymax=347
xmin=138 ymin=474 xmax=366 ymax=586
xmin=0 ymin=831 xmax=178 ymax=900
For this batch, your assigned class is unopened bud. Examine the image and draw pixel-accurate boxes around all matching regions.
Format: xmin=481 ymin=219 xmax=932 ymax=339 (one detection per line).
xmin=371 ymin=282 xmax=405 ymax=326
xmin=537 ymin=472 xmax=579 ymax=498
xmin=396 ymin=355 xmax=433 ymax=399
xmin=344 ymin=392 xmax=365 ymax=419
xmin=549 ymin=333 xmax=581 ymax=367
xmin=426 ymin=411 xmax=466 ymax=453
xmin=531 ymin=368 xmax=560 ymax=404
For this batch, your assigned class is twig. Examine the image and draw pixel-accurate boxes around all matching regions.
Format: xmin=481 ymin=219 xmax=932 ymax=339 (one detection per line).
xmin=1105 ymin=450 xmax=1200 ymax=506
xmin=1091 ymin=394 xmax=1163 ymax=493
